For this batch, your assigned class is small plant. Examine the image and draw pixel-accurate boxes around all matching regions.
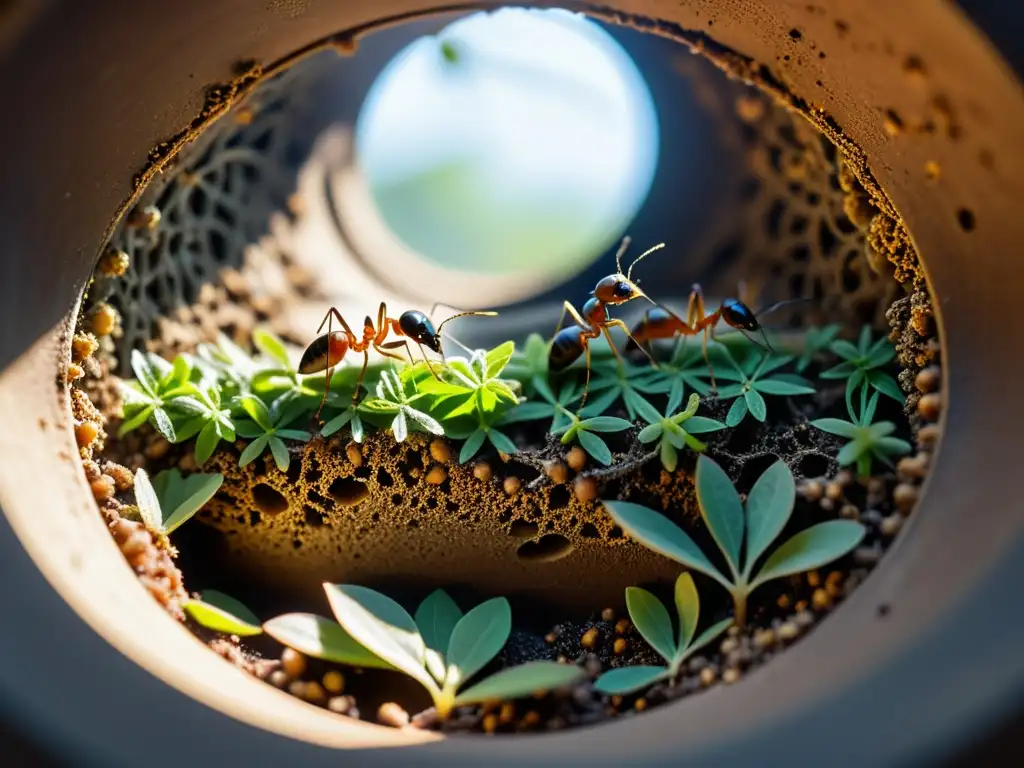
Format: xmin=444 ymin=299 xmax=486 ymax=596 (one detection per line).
xmin=586 ymin=357 xmax=664 ymax=420
xmin=497 ymin=378 xmax=582 ymax=433
xmin=233 ymin=395 xmax=312 ymax=472
xmin=604 ymin=456 xmax=865 ymax=626
xmin=594 ymin=573 xmax=731 ymax=695
xmin=249 ymin=326 xmax=324 ymax=413
xmin=796 ymin=324 xmax=841 ymax=373
xmin=552 ymin=414 xmax=632 ymax=467
xmin=184 ymin=590 xmax=263 ymax=636
xmin=118 ymin=350 xmax=196 ymax=442
xmin=635 ymin=393 xmax=726 ymax=472
xmin=267 ymin=585 xmax=582 ymax=719
xmin=715 ymin=350 xmax=815 ymax=427
xmin=169 ymin=382 xmax=236 ymax=466
xmin=822 ymin=325 xmax=902 ymax=408
xmin=360 ymin=369 xmax=444 ymax=443
xmin=133 ymin=467 xmax=223 ymax=540
xmin=504 ymin=332 xmax=550 ymax=397
xmin=638 ymin=336 xmax=716 ymax=405
xmin=811 ymin=389 xmax=912 ymax=478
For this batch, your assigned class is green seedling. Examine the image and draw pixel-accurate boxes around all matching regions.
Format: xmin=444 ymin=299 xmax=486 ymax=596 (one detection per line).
xmin=811 ymin=388 xmax=912 ymax=478
xmin=715 ymin=349 xmax=815 ymax=427
xmin=796 ymin=324 xmax=841 ymax=373
xmin=233 ymin=395 xmax=312 ymax=472
xmin=822 ymin=325 xmax=903 ymax=410
xmin=635 ymin=392 xmax=727 ymax=472
xmin=360 ymin=369 xmax=443 ymax=443
xmin=552 ymin=413 xmax=632 ymax=467
xmin=594 ymin=573 xmax=731 ymax=695
xmin=133 ymin=467 xmax=223 ymax=541
xmin=118 ymin=350 xmax=197 ymax=442
xmin=604 ymin=456 xmax=866 ymax=626
xmin=167 ymin=382 xmax=236 ymax=465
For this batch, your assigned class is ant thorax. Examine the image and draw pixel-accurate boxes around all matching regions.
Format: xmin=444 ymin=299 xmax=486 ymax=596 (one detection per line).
xmin=582 ymin=296 xmax=608 ymax=326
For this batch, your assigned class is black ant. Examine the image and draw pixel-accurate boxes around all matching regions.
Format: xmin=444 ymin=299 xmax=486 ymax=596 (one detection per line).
xmin=548 ymin=237 xmax=666 ymax=412
xmin=299 ymin=302 xmax=496 ymax=420
xmin=629 ymin=282 xmax=794 ymax=390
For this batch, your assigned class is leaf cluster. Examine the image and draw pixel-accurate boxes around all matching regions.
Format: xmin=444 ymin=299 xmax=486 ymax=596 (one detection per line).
xmin=714 ymin=349 xmax=816 ymax=427
xmin=811 ymin=388 xmax=912 ymax=478
xmin=635 ymin=392 xmax=726 ymax=471
xmin=133 ymin=467 xmax=223 ymax=538
xmin=822 ymin=325 xmax=902 ymax=410
xmin=604 ymin=456 xmax=865 ymax=626
xmin=264 ymin=585 xmax=582 ymax=718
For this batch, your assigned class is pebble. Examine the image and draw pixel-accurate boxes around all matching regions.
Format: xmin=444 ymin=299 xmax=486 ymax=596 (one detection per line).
xmin=429 ymin=439 xmax=452 ymax=464
xmin=897 ymin=455 xmax=928 ymax=481
xmin=97 ymin=248 xmax=131 ymax=277
xmin=574 ymin=476 xmax=598 ymax=503
xmin=854 ymin=544 xmax=882 ymax=566
xmin=288 ymin=681 xmax=307 ymax=698
xmin=482 ymin=713 xmax=499 ymax=734
xmin=634 ymin=698 xmax=647 ymax=712
xmin=519 ymin=710 xmax=541 ymax=730
xmin=346 ymin=444 xmax=362 ymax=467
xmin=473 ymin=462 xmax=492 ymax=482
xmin=802 ymin=479 xmax=823 ymax=501
xmin=601 ymin=607 xmax=615 ymax=622
xmin=322 ymin=670 xmax=345 ymax=694
xmin=777 ymin=594 xmax=792 ymax=610
xmin=581 ymin=627 xmax=600 ymax=649
xmin=688 ymin=655 xmax=708 ymax=673
xmin=268 ymin=670 xmax=288 ymax=689
xmin=893 ymin=483 xmax=919 ymax=514
xmin=544 ymin=460 xmax=568 ymax=484
xmin=778 ymin=621 xmax=800 ymax=641
xmin=503 ymin=476 xmax=521 ymax=496
xmin=613 ymin=638 xmax=627 ymax=655
xmin=812 ymin=589 xmax=832 ymax=611
xmin=918 ymin=424 xmax=941 ymax=448
xmin=881 ymin=514 xmax=904 ymax=537
xmin=722 ymin=668 xmax=741 ymax=684
xmin=720 ymin=637 xmax=739 ymax=655
xmin=377 ymin=702 xmax=410 ymax=728
xmin=840 ymin=504 xmax=861 ymax=521
xmin=90 ymin=475 xmax=116 ymax=502
xmin=918 ymin=392 xmax=942 ymax=422
xmin=753 ymin=629 xmax=777 ymax=650
xmin=425 ymin=465 xmax=447 ymax=485
xmin=794 ymin=610 xmax=816 ymax=629
xmin=566 ymin=446 xmax=587 ymax=472
xmin=281 ymin=648 xmax=307 ymax=679
xmin=825 ymin=481 xmax=844 ymax=502
xmin=835 ymin=470 xmax=854 ymax=487
xmin=615 ymin=619 xmax=631 ymax=635
xmin=328 ymin=695 xmax=356 ymax=715
xmin=303 ymin=681 xmax=327 ymax=705
xmin=75 ymin=421 xmax=99 ymax=448
xmin=914 ymin=366 xmax=940 ymax=393
xmin=700 ymin=667 xmax=718 ymax=687
xmin=91 ymin=304 xmax=118 ymax=336
xmin=499 ymin=702 xmax=516 ymax=725
xmin=807 ymin=570 xmax=821 ymax=588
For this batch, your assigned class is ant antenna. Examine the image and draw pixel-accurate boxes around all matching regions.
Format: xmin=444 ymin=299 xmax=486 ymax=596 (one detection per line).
xmin=435 ymin=310 xmax=498 ymax=339
xmin=626 ymin=243 xmax=666 ymax=282
xmin=754 ymin=296 xmax=814 ymax=318
xmin=739 ymin=326 xmax=776 ymax=355
xmin=614 ymin=236 xmax=632 ymax=275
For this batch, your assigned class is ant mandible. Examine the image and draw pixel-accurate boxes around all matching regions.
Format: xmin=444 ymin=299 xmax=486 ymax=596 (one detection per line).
xmin=548 ymin=236 xmax=666 ymax=413
xmin=299 ymin=301 xmax=496 ymax=421
xmin=628 ymin=282 xmax=774 ymax=390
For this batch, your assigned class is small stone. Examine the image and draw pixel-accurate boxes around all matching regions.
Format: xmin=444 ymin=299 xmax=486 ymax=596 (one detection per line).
xmin=722 ymin=668 xmax=741 ymax=685
xmin=584 ymin=654 xmax=602 ymax=677
xmin=268 ymin=670 xmax=288 ymax=689
xmin=825 ymin=482 xmax=844 ymax=501
xmin=103 ymin=462 xmax=134 ymax=491
xmin=544 ymin=460 xmax=568 ymax=485
xmin=634 ymin=698 xmax=647 ymax=712
xmin=71 ymin=333 xmax=99 ymax=362
xmin=328 ymin=695 xmax=355 ymax=714
xmin=97 ymin=248 xmax=131 ymax=277
xmin=918 ymin=392 xmax=942 ymax=422
xmin=303 ymin=682 xmax=327 ymax=705
xmin=425 ymin=465 xmax=447 ymax=485
xmin=322 ymin=670 xmax=345 ymax=694
xmin=601 ymin=607 xmax=615 ymax=622
xmin=566 ymin=446 xmax=587 ymax=472
xmin=840 ymin=504 xmax=861 ymax=521
xmin=812 ymin=588 xmax=832 ymax=611
xmin=90 ymin=303 xmax=119 ymax=336
xmin=699 ymin=667 xmax=717 ymax=687
xmin=574 ymin=476 xmax=598 ymax=503
xmin=544 ymin=632 xmax=557 ymax=644
xmin=287 ymin=681 xmax=307 ymax=698
xmin=794 ymin=600 xmax=808 ymax=613
xmin=503 ymin=476 xmax=521 ymax=496
xmin=777 ymin=594 xmax=792 ymax=610
xmin=377 ymin=702 xmax=410 ymax=728
xmin=66 ymin=362 xmax=85 ymax=382
xmin=914 ymin=366 xmax=940 ymax=393
xmin=615 ymin=618 xmax=631 ymax=635
xmin=897 ymin=454 xmax=929 ymax=481
xmin=778 ymin=621 xmax=800 ymax=641
xmin=794 ymin=610 xmax=816 ymax=628
xmin=720 ymin=637 xmax=739 ymax=655
xmin=893 ymin=483 xmax=919 ymax=514
xmin=854 ymin=545 xmax=882 ymax=566
xmin=474 ymin=462 xmax=492 ymax=482
xmin=346 ymin=444 xmax=362 ymax=467
xmin=519 ymin=710 xmax=541 ymax=730
xmin=281 ymin=648 xmax=307 ymax=679
xmin=753 ymin=629 xmax=776 ymax=650
xmin=613 ymin=638 xmax=627 ymax=655
xmin=806 ymin=570 xmax=821 ymax=588
xmin=610 ymin=695 xmax=623 ymax=708
xmin=820 ymin=497 xmax=835 ymax=512
xmin=881 ymin=514 xmax=904 ymax=537
xmin=429 ymin=438 xmax=452 ymax=464
xmin=499 ymin=702 xmax=516 ymax=725
xmin=90 ymin=475 xmax=116 ymax=502
xmin=801 ymin=479 xmax=823 ymax=501
xmin=918 ymin=424 xmax=941 ymax=448
xmin=482 ymin=713 xmax=499 ymax=734
xmin=75 ymin=421 xmax=100 ymax=448
xmin=581 ymin=627 xmax=600 ymax=649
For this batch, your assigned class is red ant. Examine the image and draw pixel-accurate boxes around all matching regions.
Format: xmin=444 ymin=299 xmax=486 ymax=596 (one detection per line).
xmin=299 ymin=302 xmax=496 ymax=420
xmin=628 ymin=283 xmax=782 ymax=390
xmin=548 ymin=237 xmax=666 ymax=412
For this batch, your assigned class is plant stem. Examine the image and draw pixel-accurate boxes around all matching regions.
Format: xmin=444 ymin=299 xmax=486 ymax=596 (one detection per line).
xmin=732 ymin=591 xmax=748 ymax=629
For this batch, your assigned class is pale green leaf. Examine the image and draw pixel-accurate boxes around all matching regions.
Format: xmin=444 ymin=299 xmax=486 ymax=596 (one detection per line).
xmin=725 ymin=396 xmax=747 ymax=427
xmin=392 ymin=410 xmax=409 ymax=442
xmin=744 ymin=388 xmax=767 ymax=422
xmin=578 ymin=430 xmax=612 ymax=466
xmin=868 ymin=370 xmax=904 ymax=402
xmin=837 ymin=440 xmax=865 ymax=466
xmin=695 ymin=456 xmax=744 ymax=575
xmin=444 ymin=597 xmax=511 ymax=691
xmin=185 ymin=590 xmax=262 ymax=636
xmin=154 ymin=469 xmax=223 ymax=533
xmin=752 ymin=521 xmax=867 ymax=588
xmin=151 ymin=407 xmax=177 ymax=442
xmin=594 ymin=665 xmax=668 ymax=696
xmin=673 ymin=572 xmax=699 ymax=657
xmin=239 ymin=435 xmax=268 ymax=467
xmin=753 ymin=379 xmax=816 ymax=396
xmin=252 ymin=326 xmax=292 ymax=369
xmin=485 ymin=341 xmax=516 ymax=379
xmin=627 ymin=587 xmax=675 ymax=663
xmin=811 ymin=418 xmax=859 ymax=439
xmin=239 ymin=395 xmax=273 ymax=431
xmin=638 ymin=423 xmax=663 ymax=444
xmin=268 ymin=437 xmax=289 ymax=473
xmin=194 ymin=421 xmax=220 ymax=466
xmin=130 ymin=349 xmax=159 ymax=395
xmin=415 ymin=589 xmax=463 ymax=677
xmin=452 ymin=661 xmax=583 ymax=706
xmin=487 ymin=429 xmax=517 ymax=455
xmin=133 ymin=468 xmax=162 ymax=532
xmin=263 ymin=613 xmax=393 ymax=669
xmin=743 ymin=460 xmax=795 ymax=576
xmin=659 ymin=438 xmax=678 ymax=471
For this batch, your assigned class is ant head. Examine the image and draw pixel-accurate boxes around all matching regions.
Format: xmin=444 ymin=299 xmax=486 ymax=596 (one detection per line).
xmin=594 ymin=273 xmax=643 ymax=305
xmin=720 ymin=298 xmax=760 ymax=331
xmin=398 ymin=310 xmax=441 ymax=353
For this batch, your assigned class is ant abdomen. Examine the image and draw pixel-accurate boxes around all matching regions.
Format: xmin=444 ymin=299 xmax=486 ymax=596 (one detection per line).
xmin=299 ymin=331 xmax=349 ymax=375
xmin=549 ymin=325 xmax=586 ymax=372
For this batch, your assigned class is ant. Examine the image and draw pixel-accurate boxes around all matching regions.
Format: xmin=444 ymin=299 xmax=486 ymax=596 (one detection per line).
xmin=548 ymin=236 xmax=667 ymax=412
xmin=628 ymin=282 xmax=788 ymax=390
xmin=299 ymin=301 xmax=496 ymax=420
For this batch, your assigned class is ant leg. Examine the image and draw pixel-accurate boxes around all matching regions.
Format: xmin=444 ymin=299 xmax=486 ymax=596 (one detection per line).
xmin=379 ymin=340 xmax=441 ymax=380
xmin=314 ymin=308 xmax=335 ymax=423
xmin=316 ymin=306 xmax=357 ymax=338
xmin=576 ymin=339 xmax=593 ymax=417
xmin=600 ymin=325 xmax=628 ymax=372
xmin=607 ymin=319 xmax=659 ymax=370
xmin=702 ymin=324 xmax=718 ymax=393
xmin=352 ymin=351 xmax=370 ymax=404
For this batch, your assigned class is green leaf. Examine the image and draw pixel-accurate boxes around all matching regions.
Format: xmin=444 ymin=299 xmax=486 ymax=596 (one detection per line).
xmin=151 ymin=407 xmax=177 ymax=442
xmin=582 ymin=416 xmax=633 ymax=433
xmin=194 ymin=421 xmax=219 ymax=466
xmin=630 ymin=393 xmax=663 ymax=424
xmin=684 ymin=619 xmax=733 ymax=662
xmin=845 ymin=371 xmax=866 ymax=415
xmin=659 ymin=438 xmax=678 ymax=471
xmin=672 ymin=572 xmax=699 ymax=657
xmin=603 ymin=500 xmax=727 ymax=587
xmin=152 ymin=469 xmax=223 ymax=533
xmin=638 ymin=423 xmax=663 ymax=443
xmin=626 ymin=587 xmax=676 ymax=663
xmin=811 ymin=418 xmax=859 ymax=438
xmin=578 ymin=430 xmax=612 ymax=466
xmin=321 ymin=409 xmax=353 ymax=437
xmin=324 ymin=584 xmax=434 ymax=690
xmin=484 ymin=341 xmax=516 ymax=379
xmin=752 ymin=521 xmax=867 ymax=588
xmin=594 ymin=665 xmax=668 ymax=696
xmin=743 ymin=460 xmax=795 ymax=576
xmin=118 ymin=404 xmax=155 ymax=437
xmin=392 ymin=410 xmax=409 ymax=442
xmin=683 ymin=416 xmax=726 ymax=435
xmin=487 ymin=428 xmax=517 ymax=455
xmin=133 ymin=468 xmax=163 ymax=532
xmin=185 ymin=590 xmax=262 ymax=636
xmin=821 ymin=360 xmax=858 ymax=379
xmin=239 ymin=395 xmax=273 ymax=431
xmin=170 ymin=355 xmax=192 ymax=387
xmin=836 ymin=440 xmax=864 ymax=466
xmin=867 ymin=341 xmax=896 ymax=368
xmin=725 ymin=396 xmax=747 ymax=427
xmin=407 ymin=407 xmax=445 ymax=436
xmin=868 ymin=370 xmax=904 ymax=402
xmin=830 ymin=340 xmax=860 ymax=360
xmin=277 ymin=429 xmax=313 ymax=442
xmin=452 ymin=661 xmax=583 ymax=707
xmin=252 ymin=327 xmax=292 ymax=369
xmin=695 ymin=456 xmax=744 ymax=575
xmin=753 ymin=378 xmax=816 ymax=396
xmin=263 ymin=613 xmax=393 ymax=670
xmin=444 ymin=597 xmax=511 ymax=692
xmin=268 ymin=437 xmax=290 ymax=473
xmin=239 ymin=435 xmax=268 ymax=467
xmin=875 ymin=436 xmax=913 ymax=456
xmin=744 ymin=388 xmax=767 ymax=422
xmin=416 ymin=589 xmax=462 ymax=683
xmin=130 ymin=349 xmax=159 ymax=396
xmin=459 ymin=428 xmax=487 ymax=463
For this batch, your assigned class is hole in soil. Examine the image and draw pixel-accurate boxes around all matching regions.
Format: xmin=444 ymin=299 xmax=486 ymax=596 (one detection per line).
xmin=510 ymin=520 xmax=541 ymax=538
xmin=516 ymin=534 xmax=574 ymax=563
xmin=252 ymin=484 xmax=288 ymax=516
xmin=328 ymin=477 xmax=368 ymax=506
